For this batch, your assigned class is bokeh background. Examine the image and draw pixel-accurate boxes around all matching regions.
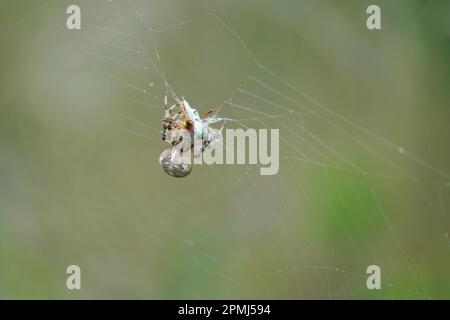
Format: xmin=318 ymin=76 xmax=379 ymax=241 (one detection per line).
xmin=1 ymin=0 xmax=449 ymax=299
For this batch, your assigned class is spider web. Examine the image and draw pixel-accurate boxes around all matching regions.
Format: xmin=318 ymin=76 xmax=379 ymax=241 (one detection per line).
xmin=85 ymin=0 xmax=450 ymax=299
xmin=1 ymin=0 xmax=449 ymax=299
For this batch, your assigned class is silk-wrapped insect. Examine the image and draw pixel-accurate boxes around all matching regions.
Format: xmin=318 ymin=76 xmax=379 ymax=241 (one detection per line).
xmin=160 ymin=96 xmax=224 ymax=177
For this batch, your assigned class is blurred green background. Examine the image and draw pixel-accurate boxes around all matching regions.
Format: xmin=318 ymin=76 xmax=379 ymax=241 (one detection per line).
xmin=0 ymin=0 xmax=449 ymax=299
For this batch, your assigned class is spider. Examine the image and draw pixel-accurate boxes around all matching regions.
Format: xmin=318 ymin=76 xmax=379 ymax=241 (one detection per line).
xmin=159 ymin=95 xmax=225 ymax=178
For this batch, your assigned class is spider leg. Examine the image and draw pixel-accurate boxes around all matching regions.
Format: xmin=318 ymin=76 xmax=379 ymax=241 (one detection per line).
xmin=201 ymin=107 xmax=221 ymax=119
